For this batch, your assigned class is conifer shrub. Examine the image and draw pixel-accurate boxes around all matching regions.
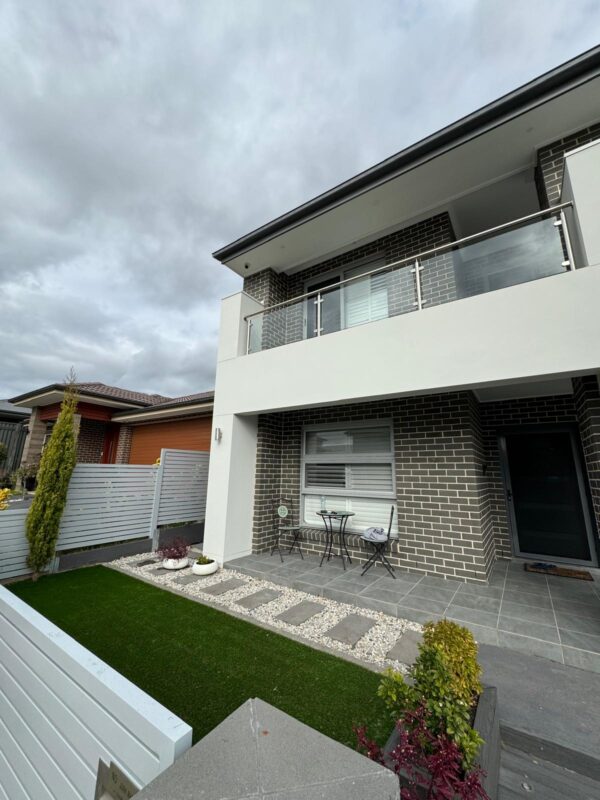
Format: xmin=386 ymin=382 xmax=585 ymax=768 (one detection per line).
xmin=26 ymin=381 xmax=78 ymax=579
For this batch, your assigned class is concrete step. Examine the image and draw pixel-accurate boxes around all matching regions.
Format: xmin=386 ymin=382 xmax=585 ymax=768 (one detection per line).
xmin=499 ymin=744 xmax=600 ymax=800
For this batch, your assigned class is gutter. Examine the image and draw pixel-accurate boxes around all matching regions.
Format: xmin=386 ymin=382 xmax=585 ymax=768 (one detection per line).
xmin=112 ymin=402 xmax=214 ymax=424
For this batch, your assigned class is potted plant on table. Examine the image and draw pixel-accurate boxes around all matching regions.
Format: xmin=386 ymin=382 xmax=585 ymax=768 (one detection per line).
xmin=157 ymin=538 xmax=190 ymax=570
xmin=192 ymin=554 xmax=218 ymax=576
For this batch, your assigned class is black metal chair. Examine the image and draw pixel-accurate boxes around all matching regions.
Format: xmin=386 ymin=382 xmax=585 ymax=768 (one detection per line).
xmin=271 ymin=498 xmax=303 ymax=562
xmin=360 ymin=506 xmax=396 ymax=578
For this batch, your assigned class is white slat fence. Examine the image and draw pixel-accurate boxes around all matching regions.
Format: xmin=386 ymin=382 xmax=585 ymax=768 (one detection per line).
xmin=0 ymin=448 xmax=209 ymax=581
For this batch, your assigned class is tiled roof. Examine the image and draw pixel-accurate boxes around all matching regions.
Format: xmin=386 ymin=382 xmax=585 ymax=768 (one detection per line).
xmin=72 ymin=383 xmax=173 ymax=406
xmin=120 ymin=391 xmax=215 ymax=413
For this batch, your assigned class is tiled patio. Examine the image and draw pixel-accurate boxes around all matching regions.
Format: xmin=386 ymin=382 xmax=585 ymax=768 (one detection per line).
xmin=225 ymin=552 xmax=600 ymax=672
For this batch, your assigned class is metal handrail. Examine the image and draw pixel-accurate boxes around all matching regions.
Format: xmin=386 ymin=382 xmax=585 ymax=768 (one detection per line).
xmin=244 ymin=202 xmax=573 ymax=320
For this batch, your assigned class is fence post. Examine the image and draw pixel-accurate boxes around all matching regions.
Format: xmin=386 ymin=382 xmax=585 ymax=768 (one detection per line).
xmin=149 ymin=449 xmax=166 ymax=550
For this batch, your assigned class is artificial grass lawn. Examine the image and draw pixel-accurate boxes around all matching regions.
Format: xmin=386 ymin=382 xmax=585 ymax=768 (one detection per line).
xmin=9 ymin=566 xmax=390 ymax=746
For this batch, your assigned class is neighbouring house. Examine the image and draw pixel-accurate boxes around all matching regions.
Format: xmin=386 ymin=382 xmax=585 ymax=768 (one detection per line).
xmin=0 ymin=400 xmax=30 ymax=476
xmin=203 ymin=47 xmax=600 ymax=582
xmin=9 ymin=383 xmax=214 ymax=467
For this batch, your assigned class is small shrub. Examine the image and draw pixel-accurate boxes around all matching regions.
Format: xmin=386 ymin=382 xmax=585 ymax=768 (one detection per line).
xmin=377 ymin=620 xmax=483 ymax=769
xmin=157 ymin=538 xmax=190 ymax=560
xmin=0 ymin=488 xmax=10 ymax=510
xmin=356 ymin=703 xmax=488 ymax=799
xmin=196 ymin=555 xmax=214 ymax=565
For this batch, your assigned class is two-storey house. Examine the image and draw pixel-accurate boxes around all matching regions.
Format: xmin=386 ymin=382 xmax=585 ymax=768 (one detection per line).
xmin=204 ymin=48 xmax=600 ymax=583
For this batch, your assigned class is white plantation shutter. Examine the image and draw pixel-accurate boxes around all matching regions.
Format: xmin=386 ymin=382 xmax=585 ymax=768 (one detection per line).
xmin=344 ymin=261 xmax=389 ymax=328
xmin=302 ymin=421 xmax=396 ymax=533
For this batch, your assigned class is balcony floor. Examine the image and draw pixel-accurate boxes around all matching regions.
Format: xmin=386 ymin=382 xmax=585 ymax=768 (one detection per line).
xmin=225 ymin=552 xmax=600 ymax=673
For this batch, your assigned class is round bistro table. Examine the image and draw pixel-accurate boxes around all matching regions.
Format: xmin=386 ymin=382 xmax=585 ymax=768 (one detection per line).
xmin=317 ymin=511 xmax=355 ymax=571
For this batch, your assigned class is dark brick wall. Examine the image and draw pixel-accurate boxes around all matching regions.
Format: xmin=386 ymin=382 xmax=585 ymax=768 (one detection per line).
xmin=243 ymin=213 xmax=456 ymax=351
xmin=479 ymin=393 xmax=579 ymax=557
xmin=536 ymin=123 xmax=600 ymax=207
xmin=252 ymin=393 xmax=495 ymax=583
xmin=76 ymin=419 xmax=107 ymax=463
xmin=573 ymin=376 xmax=600 ymax=536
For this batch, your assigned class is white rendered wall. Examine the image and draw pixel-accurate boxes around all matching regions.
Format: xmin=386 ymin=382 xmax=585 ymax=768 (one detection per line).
xmin=0 ymin=586 xmax=192 ymax=800
xmin=562 ymin=139 xmax=600 ymax=268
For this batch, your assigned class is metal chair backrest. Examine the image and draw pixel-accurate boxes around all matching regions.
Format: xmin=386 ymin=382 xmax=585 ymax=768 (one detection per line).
xmin=387 ymin=506 xmax=395 ymax=538
xmin=273 ymin=498 xmax=295 ymax=525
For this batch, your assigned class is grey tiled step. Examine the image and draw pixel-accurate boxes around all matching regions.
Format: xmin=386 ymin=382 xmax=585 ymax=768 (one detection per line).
xmin=326 ymin=614 xmax=375 ymax=646
xmin=276 ymin=600 xmax=325 ymax=625
xmin=200 ymin=578 xmax=246 ymax=596
xmin=236 ymin=588 xmax=281 ymax=610
xmin=173 ymin=574 xmax=203 ymax=585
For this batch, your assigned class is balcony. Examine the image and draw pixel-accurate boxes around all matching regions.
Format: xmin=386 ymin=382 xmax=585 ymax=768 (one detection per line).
xmin=246 ymin=204 xmax=575 ymax=355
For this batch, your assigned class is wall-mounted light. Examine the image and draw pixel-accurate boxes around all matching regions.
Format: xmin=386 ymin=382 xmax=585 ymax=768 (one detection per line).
xmin=214 ymin=427 xmax=222 ymax=443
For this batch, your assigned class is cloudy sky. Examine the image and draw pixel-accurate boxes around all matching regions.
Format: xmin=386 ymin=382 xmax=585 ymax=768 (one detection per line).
xmin=1 ymin=1 xmax=599 ymax=400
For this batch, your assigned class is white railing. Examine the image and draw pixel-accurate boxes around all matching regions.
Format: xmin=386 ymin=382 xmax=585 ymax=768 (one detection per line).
xmin=245 ymin=203 xmax=575 ymax=354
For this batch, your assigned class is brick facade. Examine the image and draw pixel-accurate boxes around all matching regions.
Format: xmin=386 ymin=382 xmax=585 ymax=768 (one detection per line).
xmin=536 ymin=123 xmax=600 ymax=207
xmin=251 ymin=383 xmax=600 ymax=583
xmin=115 ymin=424 xmax=133 ymax=464
xmin=76 ymin=419 xmax=107 ymax=463
xmin=20 ymin=407 xmax=46 ymax=466
xmin=244 ymin=213 xmax=456 ymax=351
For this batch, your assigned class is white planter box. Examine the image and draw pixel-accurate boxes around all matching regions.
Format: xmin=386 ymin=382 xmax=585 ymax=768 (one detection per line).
xmin=192 ymin=560 xmax=218 ymax=576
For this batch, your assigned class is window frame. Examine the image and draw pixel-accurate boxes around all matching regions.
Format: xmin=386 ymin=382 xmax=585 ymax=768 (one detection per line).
xmin=300 ymin=419 xmax=396 ymax=530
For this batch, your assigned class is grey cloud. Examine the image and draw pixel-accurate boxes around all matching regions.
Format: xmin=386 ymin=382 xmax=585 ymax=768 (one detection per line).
xmin=1 ymin=0 xmax=599 ymax=398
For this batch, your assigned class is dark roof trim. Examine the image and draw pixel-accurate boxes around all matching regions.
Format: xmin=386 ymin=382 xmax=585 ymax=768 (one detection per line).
xmin=112 ymin=392 xmax=215 ymax=417
xmin=9 ymin=384 xmax=148 ymax=407
xmin=213 ymin=46 xmax=600 ymax=263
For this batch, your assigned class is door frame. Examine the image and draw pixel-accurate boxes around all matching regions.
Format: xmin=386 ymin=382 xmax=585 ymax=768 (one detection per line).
xmin=498 ymin=423 xmax=598 ymax=567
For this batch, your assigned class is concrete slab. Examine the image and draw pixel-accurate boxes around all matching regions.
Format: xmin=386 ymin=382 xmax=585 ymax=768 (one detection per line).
xmin=135 ymin=559 xmax=157 ymax=568
xmin=236 ymin=588 xmax=281 ymax=610
xmin=386 ymin=629 xmax=422 ymax=664
xmin=200 ymin=578 xmax=246 ymax=596
xmin=135 ymin=698 xmax=399 ymax=799
xmin=326 ymin=614 xmax=375 ymax=646
xmin=276 ymin=600 xmax=325 ymax=625
xmin=172 ymin=574 xmax=202 ymax=585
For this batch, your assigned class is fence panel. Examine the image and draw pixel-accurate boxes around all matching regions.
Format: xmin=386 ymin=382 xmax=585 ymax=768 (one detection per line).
xmin=0 ymin=585 xmax=192 ymax=800
xmin=0 ymin=509 xmax=29 ymax=581
xmin=0 ymin=421 xmax=27 ymax=474
xmin=156 ymin=449 xmax=210 ymax=526
xmin=57 ymin=463 xmax=157 ymax=550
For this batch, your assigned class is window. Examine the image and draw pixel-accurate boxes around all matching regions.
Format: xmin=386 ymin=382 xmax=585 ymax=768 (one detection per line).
xmin=304 ymin=256 xmax=388 ymax=339
xmin=301 ymin=421 xmax=397 ymax=533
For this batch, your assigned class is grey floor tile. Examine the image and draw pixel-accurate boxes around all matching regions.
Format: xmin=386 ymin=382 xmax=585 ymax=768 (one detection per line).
xmin=328 ymin=574 xmax=382 ymax=591
xmin=233 ymin=566 xmax=275 ymax=582
xmin=554 ymin=611 xmax=600 ymax=637
xmin=386 ymin=629 xmax=422 ymax=664
xmin=562 ymin=646 xmax=600 ymax=674
xmin=559 ymin=628 xmax=600 ymax=654
xmin=292 ymin=570 xmax=338 ymax=587
xmin=502 ymin=588 xmax=553 ymax=609
xmin=503 ymin=577 xmax=550 ymax=595
xmin=500 ymin=601 xmax=556 ymax=627
xmin=456 ymin=583 xmax=504 ymax=600
xmin=397 ymin=608 xmax=442 ymax=625
xmin=550 ymin=598 xmax=600 ymax=619
xmin=322 ymin=586 xmax=359 ymax=605
xmin=276 ymin=600 xmax=325 ymax=626
xmin=200 ymin=578 xmax=246 ymax=596
xmin=398 ymin=596 xmax=449 ymax=615
xmin=418 ymin=575 xmax=462 ymax=588
xmin=445 ymin=604 xmax=499 ymax=628
xmin=497 ymin=631 xmax=563 ymax=663
xmin=172 ymin=574 xmax=203 ymax=585
xmin=236 ymin=588 xmax=281 ymax=610
xmin=451 ymin=593 xmax=501 ymax=614
xmin=549 ymin=586 xmax=600 ymax=605
xmin=359 ymin=585 xmax=413 ymax=604
xmin=352 ymin=595 xmax=397 ymax=617
xmin=455 ymin=622 xmax=499 ymax=647
xmin=404 ymin=584 xmax=457 ymax=604
xmin=291 ymin=581 xmax=323 ymax=597
xmin=498 ymin=616 xmax=560 ymax=643
xmin=326 ymin=614 xmax=375 ymax=646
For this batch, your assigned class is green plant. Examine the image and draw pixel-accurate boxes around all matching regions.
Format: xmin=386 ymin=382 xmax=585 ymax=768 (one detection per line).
xmin=378 ymin=620 xmax=483 ymax=768
xmin=13 ymin=462 xmax=39 ymax=484
xmin=0 ymin=488 xmax=10 ymax=510
xmin=196 ymin=555 xmax=214 ymax=565
xmin=26 ymin=378 xmax=78 ymax=579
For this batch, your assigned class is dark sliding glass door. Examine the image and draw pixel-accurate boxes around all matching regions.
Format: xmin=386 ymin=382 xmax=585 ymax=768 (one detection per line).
xmin=501 ymin=429 xmax=596 ymax=565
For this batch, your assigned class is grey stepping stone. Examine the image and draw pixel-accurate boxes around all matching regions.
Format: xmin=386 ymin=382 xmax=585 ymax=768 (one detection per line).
xmin=236 ymin=588 xmax=281 ymax=609
xmin=173 ymin=574 xmax=202 ymax=585
xmin=386 ymin=629 xmax=423 ymax=664
xmin=136 ymin=558 xmax=157 ymax=567
xmin=326 ymin=614 xmax=375 ymax=646
xmin=151 ymin=566 xmax=167 ymax=573
xmin=276 ymin=600 xmax=325 ymax=626
xmin=200 ymin=578 xmax=246 ymax=596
